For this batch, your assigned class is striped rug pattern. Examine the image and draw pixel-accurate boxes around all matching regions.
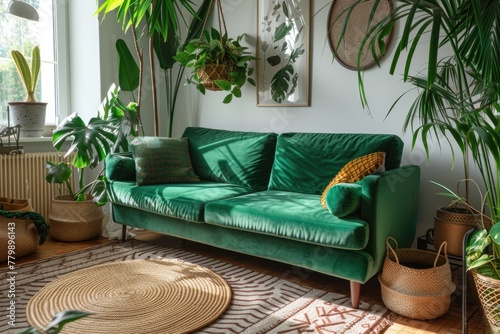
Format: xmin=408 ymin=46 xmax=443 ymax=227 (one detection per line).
xmin=1 ymin=240 xmax=393 ymax=333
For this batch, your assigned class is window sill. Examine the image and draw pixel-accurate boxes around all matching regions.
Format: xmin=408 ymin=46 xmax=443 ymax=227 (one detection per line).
xmin=19 ymin=137 xmax=53 ymax=143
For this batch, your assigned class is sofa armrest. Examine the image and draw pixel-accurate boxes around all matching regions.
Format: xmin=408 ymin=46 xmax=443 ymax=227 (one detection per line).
xmin=105 ymin=152 xmax=136 ymax=181
xmin=360 ymin=165 xmax=421 ymax=271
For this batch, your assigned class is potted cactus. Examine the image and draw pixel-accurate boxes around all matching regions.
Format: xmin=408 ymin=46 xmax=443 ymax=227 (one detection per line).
xmin=8 ymin=45 xmax=47 ymax=137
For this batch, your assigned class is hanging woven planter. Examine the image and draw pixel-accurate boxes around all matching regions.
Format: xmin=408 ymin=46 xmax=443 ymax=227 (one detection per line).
xmin=174 ymin=0 xmax=256 ymax=103
xmin=197 ymin=63 xmax=233 ymax=91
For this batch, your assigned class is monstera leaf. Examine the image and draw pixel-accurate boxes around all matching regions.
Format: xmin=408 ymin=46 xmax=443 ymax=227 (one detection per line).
xmin=97 ymin=84 xmax=138 ymax=153
xmin=52 ymin=113 xmax=117 ymax=169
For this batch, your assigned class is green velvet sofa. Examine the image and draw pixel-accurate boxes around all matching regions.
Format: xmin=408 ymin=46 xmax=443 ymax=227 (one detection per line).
xmin=106 ymin=127 xmax=420 ymax=308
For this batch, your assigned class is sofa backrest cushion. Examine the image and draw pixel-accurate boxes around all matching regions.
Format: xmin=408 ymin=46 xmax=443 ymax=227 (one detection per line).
xmin=182 ymin=127 xmax=277 ymax=191
xmin=268 ymin=132 xmax=404 ymax=194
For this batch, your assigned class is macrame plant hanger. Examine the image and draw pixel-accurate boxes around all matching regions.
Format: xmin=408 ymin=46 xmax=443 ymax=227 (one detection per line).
xmin=197 ymin=0 xmax=232 ymax=91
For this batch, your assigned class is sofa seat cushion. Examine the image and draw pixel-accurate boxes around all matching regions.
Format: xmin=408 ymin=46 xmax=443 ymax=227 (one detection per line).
xmin=108 ymin=181 xmax=255 ymax=222
xmin=204 ymin=191 xmax=369 ymax=250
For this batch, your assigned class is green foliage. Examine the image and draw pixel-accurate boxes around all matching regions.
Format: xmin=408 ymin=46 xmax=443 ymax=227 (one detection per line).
xmin=18 ymin=310 xmax=91 ymax=334
xmin=96 ymin=0 xmax=211 ymax=137
xmin=45 ymin=84 xmax=138 ymax=205
xmin=95 ymin=0 xmax=197 ymax=41
xmin=174 ymin=28 xmax=257 ymax=104
xmin=116 ymin=39 xmax=140 ymax=92
xmin=334 ymin=1 xmax=499 ymax=278
xmin=11 ymin=45 xmax=40 ymax=102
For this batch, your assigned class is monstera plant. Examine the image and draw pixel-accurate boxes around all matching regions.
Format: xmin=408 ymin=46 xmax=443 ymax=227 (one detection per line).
xmin=45 ymin=84 xmax=138 ymax=205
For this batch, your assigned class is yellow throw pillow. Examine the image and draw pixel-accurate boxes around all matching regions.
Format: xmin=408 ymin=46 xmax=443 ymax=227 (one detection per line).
xmin=321 ymin=152 xmax=386 ymax=209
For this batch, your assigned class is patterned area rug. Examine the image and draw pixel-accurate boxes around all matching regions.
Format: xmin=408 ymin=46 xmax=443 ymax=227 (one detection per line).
xmin=1 ymin=240 xmax=394 ymax=333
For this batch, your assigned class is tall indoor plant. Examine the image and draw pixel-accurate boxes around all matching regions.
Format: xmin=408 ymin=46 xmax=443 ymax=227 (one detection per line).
xmin=44 ymin=84 xmax=138 ymax=241
xmin=332 ymin=0 xmax=499 ymax=329
xmin=8 ymin=45 xmax=47 ymax=137
xmin=96 ymin=0 xmax=210 ymax=137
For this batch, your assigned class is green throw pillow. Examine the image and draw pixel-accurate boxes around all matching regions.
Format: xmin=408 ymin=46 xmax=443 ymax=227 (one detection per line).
xmin=325 ymin=183 xmax=362 ymax=217
xmin=129 ymin=137 xmax=200 ymax=186
xmin=105 ymin=152 xmax=136 ymax=181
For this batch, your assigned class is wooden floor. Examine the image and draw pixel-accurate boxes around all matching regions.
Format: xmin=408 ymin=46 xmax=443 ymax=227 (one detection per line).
xmin=14 ymin=230 xmax=486 ymax=333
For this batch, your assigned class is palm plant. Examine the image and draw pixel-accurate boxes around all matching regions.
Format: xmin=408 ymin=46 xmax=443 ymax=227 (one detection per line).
xmin=333 ymin=0 xmax=499 ymax=241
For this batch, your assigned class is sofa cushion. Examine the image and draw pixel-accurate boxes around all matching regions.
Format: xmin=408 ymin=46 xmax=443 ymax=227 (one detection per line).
xmin=268 ymin=132 xmax=403 ymax=194
xmin=320 ymin=152 xmax=385 ymax=209
xmin=105 ymin=152 xmax=136 ymax=181
xmin=108 ymin=181 xmax=255 ymax=222
xmin=205 ymin=191 xmax=369 ymax=250
xmin=324 ymin=183 xmax=362 ymax=217
xmin=129 ymin=136 xmax=200 ymax=185
xmin=182 ymin=127 xmax=277 ymax=191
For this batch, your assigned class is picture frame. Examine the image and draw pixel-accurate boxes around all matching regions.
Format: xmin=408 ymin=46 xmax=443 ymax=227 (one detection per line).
xmin=327 ymin=0 xmax=393 ymax=70
xmin=256 ymin=0 xmax=311 ymax=107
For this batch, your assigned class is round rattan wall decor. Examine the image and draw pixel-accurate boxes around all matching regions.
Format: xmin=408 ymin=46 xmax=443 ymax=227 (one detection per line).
xmin=26 ymin=259 xmax=232 ymax=334
xmin=327 ymin=0 xmax=393 ymax=70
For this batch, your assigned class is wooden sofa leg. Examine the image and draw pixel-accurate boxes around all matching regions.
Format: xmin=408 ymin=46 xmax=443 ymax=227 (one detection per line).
xmin=121 ymin=224 xmax=127 ymax=242
xmin=350 ymin=281 xmax=361 ymax=309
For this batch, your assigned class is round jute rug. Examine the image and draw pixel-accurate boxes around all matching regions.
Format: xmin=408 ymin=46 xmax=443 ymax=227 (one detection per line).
xmin=26 ymin=258 xmax=232 ymax=334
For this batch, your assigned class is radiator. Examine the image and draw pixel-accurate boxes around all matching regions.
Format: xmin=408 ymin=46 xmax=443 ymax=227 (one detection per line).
xmin=0 ymin=152 xmax=76 ymax=220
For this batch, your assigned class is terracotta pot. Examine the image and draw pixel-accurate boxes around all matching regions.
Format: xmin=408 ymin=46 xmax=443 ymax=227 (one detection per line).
xmin=8 ymin=101 xmax=47 ymax=137
xmin=48 ymin=195 xmax=103 ymax=242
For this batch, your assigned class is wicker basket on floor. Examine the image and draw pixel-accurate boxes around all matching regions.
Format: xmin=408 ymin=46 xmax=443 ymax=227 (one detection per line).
xmin=0 ymin=199 xmax=43 ymax=262
xmin=48 ymin=195 xmax=103 ymax=242
xmin=379 ymin=237 xmax=456 ymax=320
xmin=0 ymin=216 xmax=39 ymax=262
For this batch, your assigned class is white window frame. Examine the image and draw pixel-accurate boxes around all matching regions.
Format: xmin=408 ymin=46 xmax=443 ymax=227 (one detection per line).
xmin=53 ymin=0 xmax=69 ymax=128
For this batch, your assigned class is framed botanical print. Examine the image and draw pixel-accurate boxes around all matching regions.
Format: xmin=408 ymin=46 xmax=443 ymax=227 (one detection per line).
xmin=256 ymin=0 xmax=311 ymax=107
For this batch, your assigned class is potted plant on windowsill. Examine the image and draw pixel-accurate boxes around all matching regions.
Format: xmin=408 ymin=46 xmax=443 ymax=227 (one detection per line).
xmin=8 ymin=45 xmax=47 ymax=137
xmin=44 ymin=84 xmax=138 ymax=242
xmin=174 ymin=27 xmax=257 ymax=104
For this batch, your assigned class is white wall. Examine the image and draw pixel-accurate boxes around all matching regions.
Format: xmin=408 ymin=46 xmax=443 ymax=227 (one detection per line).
xmin=93 ymin=0 xmax=478 ymax=242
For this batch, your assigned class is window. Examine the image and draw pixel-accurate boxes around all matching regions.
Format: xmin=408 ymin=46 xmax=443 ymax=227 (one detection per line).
xmin=0 ymin=0 xmax=67 ymax=128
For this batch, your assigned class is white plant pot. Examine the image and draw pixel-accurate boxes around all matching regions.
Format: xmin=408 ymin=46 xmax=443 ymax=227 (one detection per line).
xmin=8 ymin=102 xmax=47 ymax=137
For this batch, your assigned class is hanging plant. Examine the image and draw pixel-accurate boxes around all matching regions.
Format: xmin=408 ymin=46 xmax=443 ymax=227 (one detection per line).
xmin=174 ymin=0 xmax=256 ymax=104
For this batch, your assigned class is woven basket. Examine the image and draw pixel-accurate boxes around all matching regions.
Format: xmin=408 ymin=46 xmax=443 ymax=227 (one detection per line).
xmin=433 ymin=206 xmax=480 ymax=257
xmin=48 ymin=195 xmax=103 ymax=242
xmin=197 ymin=63 xmax=233 ymax=91
xmin=379 ymin=237 xmax=456 ymax=319
xmin=0 ymin=198 xmax=39 ymax=262
xmin=0 ymin=217 xmax=39 ymax=262
xmin=471 ymin=269 xmax=500 ymax=332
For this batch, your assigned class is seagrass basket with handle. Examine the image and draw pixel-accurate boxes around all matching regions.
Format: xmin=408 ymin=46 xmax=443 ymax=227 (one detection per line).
xmin=378 ymin=237 xmax=456 ymax=320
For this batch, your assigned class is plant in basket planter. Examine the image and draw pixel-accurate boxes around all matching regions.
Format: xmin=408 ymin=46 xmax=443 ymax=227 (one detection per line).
xmin=174 ymin=27 xmax=257 ymax=104
xmin=8 ymin=45 xmax=47 ymax=137
xmin=44 ymin=84 xmax=138 ymax=242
